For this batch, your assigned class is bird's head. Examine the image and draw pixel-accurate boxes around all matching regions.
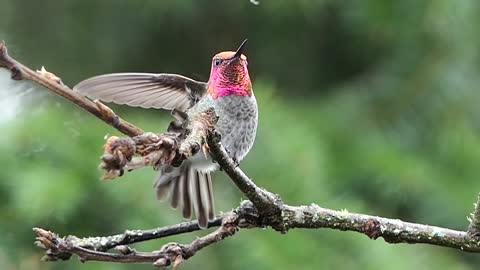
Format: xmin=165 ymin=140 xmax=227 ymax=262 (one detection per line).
xmin=208 ymin=39 xmax=252 ymax=99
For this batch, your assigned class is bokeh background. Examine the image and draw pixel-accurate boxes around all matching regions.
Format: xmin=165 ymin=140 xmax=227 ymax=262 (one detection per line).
xmin=1 ymin=0 xmax=480 ymax=269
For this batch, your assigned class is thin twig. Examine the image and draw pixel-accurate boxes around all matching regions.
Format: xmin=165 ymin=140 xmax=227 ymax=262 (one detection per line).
xmin=208 ymin=133 xmax=283 ymax=220
xmin=99 ymin=109 xmax=218 ymax=179
xmin=52 ymin=218 xmax=222 ymax=252
xmin=34 ymin=213 xmax=239 ymax=267
xmin=0 ymin=42 xmax=143 ymax=137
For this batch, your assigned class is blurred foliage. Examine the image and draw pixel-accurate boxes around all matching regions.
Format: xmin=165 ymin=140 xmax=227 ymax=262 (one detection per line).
xmin=1 ymin=0 xmax=480 ymax=269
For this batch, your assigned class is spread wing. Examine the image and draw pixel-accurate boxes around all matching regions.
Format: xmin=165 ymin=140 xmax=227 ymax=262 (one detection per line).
xmin=73 ymin=73 xmax=208 ymax=111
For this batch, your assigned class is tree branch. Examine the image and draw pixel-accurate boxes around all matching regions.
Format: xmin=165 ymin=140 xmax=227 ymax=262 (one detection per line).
xmin=37 ymin=218 xmax=223 ymax=253
xmin=207 ymin=133 xmax=283 ymax=219
xmin=98 ymin=109 xmax=218 ymax=179
xmin=34 ymin=199 xmax=480 ymax=267
xmin=34 ymin=213 xmax=238 ymax=268
xmin=282 ymin=204 xmax=480 ymax=252
xmin=0 ymin=42 xmax=143 ymax=137
xmin=2 ymin=42 xmax=480 ymax=267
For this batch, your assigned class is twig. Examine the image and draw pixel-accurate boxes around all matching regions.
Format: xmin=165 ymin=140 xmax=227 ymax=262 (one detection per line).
xmin=99 ymin=109 xmax=218 ymax=179
xmin=34 ymin=213 xmax=239 ymax=267
xmin=208 ymin=133 xmax=283 ymax=222
xmin=44 ymin=218 xmax=223 ymax=252
xmin=0 ymin=42 xmax=143 ymax=137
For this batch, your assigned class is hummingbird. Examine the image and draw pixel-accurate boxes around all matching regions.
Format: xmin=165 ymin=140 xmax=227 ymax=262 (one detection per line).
xmin=74 ymin=40 xmax=258 ymax=228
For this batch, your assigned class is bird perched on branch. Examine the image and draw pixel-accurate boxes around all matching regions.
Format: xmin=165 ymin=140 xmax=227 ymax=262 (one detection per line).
xmin=74 ymin=40 xmax=258 ymax=228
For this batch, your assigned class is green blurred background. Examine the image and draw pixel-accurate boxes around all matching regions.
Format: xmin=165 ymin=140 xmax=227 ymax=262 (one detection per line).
xmin=1 ymin=0 xmax=480 ymax=269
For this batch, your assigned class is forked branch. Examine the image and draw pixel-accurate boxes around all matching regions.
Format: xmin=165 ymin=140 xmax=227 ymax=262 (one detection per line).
xmin=34 ymin=213 xmax=238 ymax=267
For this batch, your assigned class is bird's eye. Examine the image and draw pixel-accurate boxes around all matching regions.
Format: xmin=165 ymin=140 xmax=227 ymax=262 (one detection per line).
xmin=214 ymin=58 xmax=223 ymax=66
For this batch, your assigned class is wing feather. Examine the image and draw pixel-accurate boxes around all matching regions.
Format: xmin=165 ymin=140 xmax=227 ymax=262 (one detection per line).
xmin=74 ymin=73 xmax=207 ymax=111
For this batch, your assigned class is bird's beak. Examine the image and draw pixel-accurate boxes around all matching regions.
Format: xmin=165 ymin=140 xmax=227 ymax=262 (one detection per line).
xmin=233 ymin=39 xmax=248 ymax=59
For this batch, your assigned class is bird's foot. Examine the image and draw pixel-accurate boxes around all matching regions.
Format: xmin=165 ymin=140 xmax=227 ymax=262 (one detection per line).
xmin=232 ymin=157 xmax=240 ymax=168
xmin=224 ymin=149 xmax=240 ymax=168
xmin=218 ymin=160 xmax=238 ymax=171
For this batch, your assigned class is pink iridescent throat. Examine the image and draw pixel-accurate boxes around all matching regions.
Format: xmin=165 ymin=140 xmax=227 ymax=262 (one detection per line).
xmin=208 ymin=65 xmax=252 ymax=99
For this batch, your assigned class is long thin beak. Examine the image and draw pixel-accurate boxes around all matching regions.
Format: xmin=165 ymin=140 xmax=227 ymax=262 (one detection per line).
xmin=234 ymin=39 xmax=248 ymax=59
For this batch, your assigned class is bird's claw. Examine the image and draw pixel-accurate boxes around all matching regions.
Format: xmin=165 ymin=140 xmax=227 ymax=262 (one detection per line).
xmin=232 ymin=157 xmax=240 ymax=168
xmin=224 ymin=148 xmax=240 ymax=168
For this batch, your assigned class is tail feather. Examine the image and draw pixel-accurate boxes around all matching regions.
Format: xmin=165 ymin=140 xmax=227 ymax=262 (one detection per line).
xmin=155 ymin=184 xmax=170 ymax=201
xmin=154 ymin=163 xmax=215 ymax=229
xmin=182 ymin=167 xmax=192 ymax=219
xmin=170 ymin=172 xmax=183 ymax=209
xmin=198 ymin=172 xmax=212 ymax=223
xmin=191 ymin=171 xmax=207 ymax=228
xmin=154 ymin=165 xmax=180 ymax=201
xmin=206 ymin=173 xmax=215 ymax=220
